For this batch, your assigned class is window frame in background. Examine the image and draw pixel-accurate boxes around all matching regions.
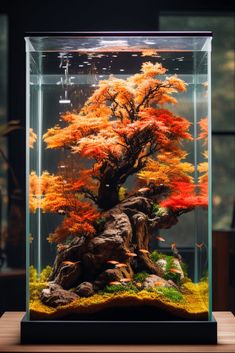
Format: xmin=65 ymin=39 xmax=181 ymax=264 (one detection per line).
xmin=159 ymin=11 xmax=235 ymax=231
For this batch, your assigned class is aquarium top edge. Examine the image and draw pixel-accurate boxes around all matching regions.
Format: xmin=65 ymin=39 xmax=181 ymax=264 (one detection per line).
xmin=25 ymin=33 xmax=212 ymax=53
xmin=25 ymin=31 xmax=213 ymax=37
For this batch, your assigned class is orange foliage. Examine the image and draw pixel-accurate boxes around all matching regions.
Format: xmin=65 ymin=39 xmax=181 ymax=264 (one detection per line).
xmin=198 ymin=118 xmax=208 ymax=143
xmin=198 ymin=119 xmax=208 ymax=199
xmin=47 ymin=206 xmax=99 ymax=243
xmin=40 ymin=61 xmax=207 ymax=241
xmin=42 ymin=62 xmax=192 ymax=209
xmin=29 ymin=128 xmax=37 ymax=149
xmin=29 ymin=171 xmax=40 ymax=212
xmin=43 ymin=62 xmax=188 ymax=156
xmin=138 ymin=154 xmax=194 ymax=186
xmin=29 ymin=171 xmax=100 ymax=243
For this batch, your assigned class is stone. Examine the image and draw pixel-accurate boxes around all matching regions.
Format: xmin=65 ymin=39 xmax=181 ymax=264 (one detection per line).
xmin=143 ymin=274 xmax=173 ymax=289
xmin=75 ymin=282 xmax=94 ymax=297
xmin=40 ymin=283 xmax=78 ymax=308
xmin=54 ymin=262 xmax=81 ymax=289
xmin=94 ymin=268 xmax=123 ymax=289
xmin=156 ymin=258 xmax=167 ymax=272
xmin=172 ymin=258 xmax=184 ymax=279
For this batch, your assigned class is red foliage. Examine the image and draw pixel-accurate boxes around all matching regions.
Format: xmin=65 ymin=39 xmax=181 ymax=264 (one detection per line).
xmin=160 ymin=181 xmax=208 ymax=211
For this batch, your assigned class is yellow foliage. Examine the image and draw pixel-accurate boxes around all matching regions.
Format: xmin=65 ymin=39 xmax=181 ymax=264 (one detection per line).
xmin=138 ymin=154 xmax=194 ymax=186
xmin=198 ymin=162 xmax=208 ymax=174
xmin=119 ymin=186 xmax=127 ymax=201
xmin=29 ymin=265 xmax=52 ymax=301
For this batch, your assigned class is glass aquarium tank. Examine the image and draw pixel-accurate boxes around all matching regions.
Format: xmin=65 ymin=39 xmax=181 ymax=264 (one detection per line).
xmin=22 ymin=32 xmax=216 ymax=343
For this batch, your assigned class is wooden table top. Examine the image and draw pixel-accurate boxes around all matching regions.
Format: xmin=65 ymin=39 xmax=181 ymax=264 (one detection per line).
xmin=0 ymin=311 xmax=235 ymax=352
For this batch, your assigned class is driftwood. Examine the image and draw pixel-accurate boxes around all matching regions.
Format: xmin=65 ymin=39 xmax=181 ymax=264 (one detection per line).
xmin=48 ymin=191 xmax=182 ymax=293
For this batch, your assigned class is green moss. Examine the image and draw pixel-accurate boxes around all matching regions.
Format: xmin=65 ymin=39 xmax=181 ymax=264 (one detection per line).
xmin=163 ymin=256 xmax=181 ymax=286
xmin=133 ymin=272 xmax=149 ymax=283
xmin=181 ymin=262 xmax=188 ymax=277
xmin=150 ymin=250 xmax=187 ymax=286
xmin=157 ymin=287 xmax=184 ymax=302
xmin=147 ymin=286 xmax=184 ymax=303
xmin=103 ymin=283 xmax=138 ymax=294
xmin=103 ymin=284 xmax=126 ymax=293
xmin=96 ymin=217 xmax=106 ymax=225
xmin=150 ymin=250 xmax=181 ymax=285
xmin=152 ymin=204 xmax=167 ymax=217
xmin=150 ymin=250 xmax=164 ymax=262
xmin=152 ymin=203 xmax=159 ymax=214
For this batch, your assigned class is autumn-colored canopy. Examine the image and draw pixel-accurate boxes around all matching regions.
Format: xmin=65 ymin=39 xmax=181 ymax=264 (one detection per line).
xmin=29 ymin=61 xmax=208 ymax=243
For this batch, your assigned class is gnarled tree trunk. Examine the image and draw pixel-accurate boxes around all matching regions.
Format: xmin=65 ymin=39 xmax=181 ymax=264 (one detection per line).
xmin=49 ymin=194 xmax=180 ymax=291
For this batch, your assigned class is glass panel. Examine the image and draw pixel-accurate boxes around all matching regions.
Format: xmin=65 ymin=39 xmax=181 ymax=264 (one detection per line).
xmin=0 ymin=15 xmax=8 ymax=260
xmin=159 ymin=15 xmax=235 ymax=132
xmin=26 ymin=34 xmax=211 ymax=322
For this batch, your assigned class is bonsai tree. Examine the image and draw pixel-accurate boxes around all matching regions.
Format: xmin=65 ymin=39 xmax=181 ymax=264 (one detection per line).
xmin=30 ymin=62 xmax=208 ymax=292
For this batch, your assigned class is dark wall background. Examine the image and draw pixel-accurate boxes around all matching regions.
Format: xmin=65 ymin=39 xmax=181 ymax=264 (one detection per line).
xmin=0 ymin=0 xmax=235 ymax=313
xmin=3 ymin=0 xmax=235 ymax=213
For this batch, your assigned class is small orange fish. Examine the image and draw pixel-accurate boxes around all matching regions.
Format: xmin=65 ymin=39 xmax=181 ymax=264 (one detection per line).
xmin=171 ymin=242 xmax=176 ymax=249
xmin=169 ymin=268 xmax=182 ymax=274
xmin=107 ymin=260 xmax=119 ymax=265
xmin=139 ymin=249 xmax=149 ymax=254
xmin=120 ymin=278 xmax=132 ymax=283
xmin=62 ymin=261 xmax=80 ymax=266
xmin=57 ymin=244 xmax=67 ymax=251
xmin=115 ymin=263 xmax=128 ymax=268
xmin=196 ymin=242 xmax=204 ymax=249
xmin=156 ymin=236 xmax=165 ymax=242
xmin=138 ymin=187 xmax=150 ymax=193
xmin=154 ymin=281 xmax=163 ymax=286
xmin=109 ymin=281 xmax=121 ymax=285
xmin=125 ymin=252 xmax=137 ymax=257
xmin=135 ymin=282 xmax=142 ymax=288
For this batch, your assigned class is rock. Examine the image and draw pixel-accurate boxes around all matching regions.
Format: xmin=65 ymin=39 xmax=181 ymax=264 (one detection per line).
xmin=143 ymin=275 xmax=173 ymax=289
xmin=82 ymin=211 xmax=133 ymax=276
xmin=41 ymin=283 xmax=78 ymax=308
xmin=172 ymin=258 xmax=184 ymax=280
xmin=75 ymin=282 xmax=94 ymax=297
xmin=49 ymin=235 xmax=87 ymax=282
xmin=156 ymin=258 xmax=167 ymax=272
xmin=156 ymin=258 xmax=184 ymax=281
xmin=94 ymin=268 xmax=126 ymax=289
xmin=54 ymin=262 xmax=81 ymax=289
xmin=167 ymin=280 xmax=181 ymax=291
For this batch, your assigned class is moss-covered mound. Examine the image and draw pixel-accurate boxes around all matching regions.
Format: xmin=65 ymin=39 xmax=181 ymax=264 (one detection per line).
xmin=30 ymin=281 xmax=208 ymax=320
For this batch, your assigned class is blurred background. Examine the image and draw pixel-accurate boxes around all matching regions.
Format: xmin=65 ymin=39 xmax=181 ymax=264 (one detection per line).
xmin=0 ymin=0 xmax=234 ymax=315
